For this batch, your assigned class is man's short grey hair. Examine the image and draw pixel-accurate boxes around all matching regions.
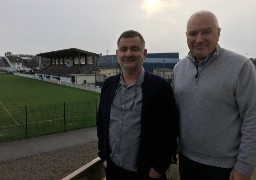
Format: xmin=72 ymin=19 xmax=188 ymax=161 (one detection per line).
xmin=187 ymin=10 xmax=220 ymax=29
xmin=117 ymin=30 xmax=145 ymax=48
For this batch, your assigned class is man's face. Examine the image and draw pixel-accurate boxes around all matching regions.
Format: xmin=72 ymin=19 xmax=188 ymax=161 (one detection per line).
xmin=186 ymin=15 xmax=220 ymax=60
xmin=116 ymin=36 xmax=147 ymax=74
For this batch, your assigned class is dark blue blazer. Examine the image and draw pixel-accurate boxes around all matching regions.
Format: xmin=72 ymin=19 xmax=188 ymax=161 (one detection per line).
xmin=96 ymin=71 xmax=179 ymax=176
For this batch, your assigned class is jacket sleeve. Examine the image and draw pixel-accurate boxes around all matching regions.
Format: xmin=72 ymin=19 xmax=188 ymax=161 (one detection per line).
xmin=96 ymin=82 xmax=107 ymax=161
xmin=234 ymin=60 xmax=256 ymax=176
xmin=96 ymin=75 xmax=120 ymax=162
xmin=151 ymin=79 xmax=179 ymax=174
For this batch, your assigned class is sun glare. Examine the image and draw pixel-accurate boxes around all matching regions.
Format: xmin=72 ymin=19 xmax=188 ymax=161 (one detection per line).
xmin=141 ymin=0 xmax=162 ymax=14
xmin=141 ymin=0 xmax=180 ymax=15
xmin=148 ymin=0 xmax=157 ymax=6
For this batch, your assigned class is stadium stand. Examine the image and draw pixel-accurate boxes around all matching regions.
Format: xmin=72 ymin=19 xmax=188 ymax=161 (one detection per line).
xmin=0 ymin=57 xmax=10 ymax=67
xmin=0 ymin=57 xmax=11 ymax=73
xmin=2 ymin=53 xmax=46 ymax=73
xmin=17 ymin=55 xmax=40 ymax=70
xmin=40 ymin=64 xmax=96 ymax=77
xmin=37 ymin=48 xmax=99 ymax=77
xmin=37 ymin=49 xmax=181 ymax=85
xmin=6 ymin=55 xmax=23 ymax=63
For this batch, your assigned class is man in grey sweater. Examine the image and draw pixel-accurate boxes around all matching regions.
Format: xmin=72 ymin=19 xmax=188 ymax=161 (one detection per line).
xmin=172 ymin=10 xmax=256 ymax=180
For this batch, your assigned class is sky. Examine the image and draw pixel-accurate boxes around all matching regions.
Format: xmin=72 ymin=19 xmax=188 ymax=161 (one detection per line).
xmin=1 ymin=0 xmax=255 ymax=59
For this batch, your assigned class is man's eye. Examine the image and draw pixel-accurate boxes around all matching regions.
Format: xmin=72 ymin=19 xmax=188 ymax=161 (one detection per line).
xmin=188 ymin=29 xmax=212 ymax=37
xmin=188 ymin=31 xmax=198 ymax=36
xmin=202 ymin=29 xmax=212 ymax=35
xmin=119 ymin=48 xmax=127 ymax=52
xmin=131 ymin=47 xmax=140 ymax=51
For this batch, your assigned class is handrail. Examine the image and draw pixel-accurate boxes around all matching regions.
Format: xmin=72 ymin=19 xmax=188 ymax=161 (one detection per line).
xmin=62 ymin=157 xmax=105 ymax=180
xmin=62 ymin=157 xmax=181 ymax=180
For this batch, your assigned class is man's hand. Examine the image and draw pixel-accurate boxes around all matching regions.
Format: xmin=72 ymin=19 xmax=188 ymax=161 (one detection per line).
xmin=229 ymin=169 xmax=250 ymax=180
xmin=149 ymin=167 xmax=162 ymax=178
xmin=103 ymin=160 xmax=107 ymax=168
xmin=172 ymin=152 xmax=178 ymax=164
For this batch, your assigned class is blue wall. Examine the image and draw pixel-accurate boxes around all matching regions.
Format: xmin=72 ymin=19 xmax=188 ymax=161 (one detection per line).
xmin=97 ymin=53 xmax=179 ymax=72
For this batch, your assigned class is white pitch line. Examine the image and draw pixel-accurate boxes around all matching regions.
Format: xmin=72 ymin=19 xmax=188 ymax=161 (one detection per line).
xmin=0 ymin=102 xmax=20 ymax=125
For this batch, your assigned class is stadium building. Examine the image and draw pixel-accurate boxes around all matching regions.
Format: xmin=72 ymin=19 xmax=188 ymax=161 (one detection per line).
xmin=1 ymin=48 xmax=180 ymax=86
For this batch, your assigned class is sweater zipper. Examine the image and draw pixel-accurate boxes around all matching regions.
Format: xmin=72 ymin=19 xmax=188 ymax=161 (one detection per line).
xmin=195 ymin=64 xmax=199 ymax=85
xmin=193 ymin=54 xmax=216 ymax=86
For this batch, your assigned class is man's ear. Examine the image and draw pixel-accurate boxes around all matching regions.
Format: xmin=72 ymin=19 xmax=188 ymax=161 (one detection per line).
xmin=143 ymin=48 xmax=147 ymax=59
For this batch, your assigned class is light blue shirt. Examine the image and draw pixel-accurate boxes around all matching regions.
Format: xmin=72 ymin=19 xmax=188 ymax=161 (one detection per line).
xmin=109 ymin=69 xmax=144 ymax=171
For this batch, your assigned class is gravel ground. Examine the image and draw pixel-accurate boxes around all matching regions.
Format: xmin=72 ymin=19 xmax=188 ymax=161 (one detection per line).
xmin=0 ymin=141 xmax=98 ymax=180
xmin=0 ymin=140 xmax=255 ymax=180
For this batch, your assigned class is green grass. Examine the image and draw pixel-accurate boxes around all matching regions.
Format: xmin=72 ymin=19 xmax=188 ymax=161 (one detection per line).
xmin=0 ymin=74 xmax=100 ymax=142
xmin=0 ymin=74 xmax=99 ymax=108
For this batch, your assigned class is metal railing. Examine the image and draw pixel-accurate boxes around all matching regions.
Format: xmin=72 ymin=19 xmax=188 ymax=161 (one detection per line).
xmin=0 ymin=100 xmax=98 ymax=143
xmin=14 ymin=73 xmax=101 ymax=93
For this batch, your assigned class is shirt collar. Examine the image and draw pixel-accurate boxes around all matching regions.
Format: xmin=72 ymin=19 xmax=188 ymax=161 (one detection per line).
xmin=187 ymin=44 xmax=220 ymax=63
xmin=120 ymin=68 xmax=145 ymax=87
xmin=193 ymin=56 xmax=208 ymax=65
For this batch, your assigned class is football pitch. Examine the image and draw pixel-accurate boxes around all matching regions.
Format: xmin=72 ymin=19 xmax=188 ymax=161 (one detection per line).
xmin=0 ymin=74 xmax=100 ymax=142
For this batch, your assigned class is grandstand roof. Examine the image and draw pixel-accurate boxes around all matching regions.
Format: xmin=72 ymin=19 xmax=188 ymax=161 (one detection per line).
xmin=147 ymin=52 xmax=179 ymax=59
xmin=37 ymin=48 xmax=99 ymax=59
xmin=144 ymin=58 xmax=179 ymax=63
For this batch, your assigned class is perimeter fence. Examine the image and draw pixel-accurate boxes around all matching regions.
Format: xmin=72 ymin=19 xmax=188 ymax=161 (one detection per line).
xmin=0 ymin=100 xmax=98 ymax=143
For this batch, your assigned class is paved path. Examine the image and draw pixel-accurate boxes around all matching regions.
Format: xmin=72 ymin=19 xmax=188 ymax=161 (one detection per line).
xmin=0 ymin=127 xmax=97 ymax=161
xmin=1 ymin=127 xmax=255 ymax=179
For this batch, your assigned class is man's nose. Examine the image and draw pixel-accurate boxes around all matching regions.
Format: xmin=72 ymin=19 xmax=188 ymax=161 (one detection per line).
xmin=125 ymin=49 xmax=133 ymax=56
xmin=195 ymin=33 xmax=204 ymax=43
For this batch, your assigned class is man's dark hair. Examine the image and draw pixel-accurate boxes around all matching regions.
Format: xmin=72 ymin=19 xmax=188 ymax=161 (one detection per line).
xmin=117 ymin=30 xmax=145 ymax=48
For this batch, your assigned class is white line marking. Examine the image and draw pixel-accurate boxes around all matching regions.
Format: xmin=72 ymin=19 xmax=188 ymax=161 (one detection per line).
xmin=0 ymin=102 xmax=20 ymax=125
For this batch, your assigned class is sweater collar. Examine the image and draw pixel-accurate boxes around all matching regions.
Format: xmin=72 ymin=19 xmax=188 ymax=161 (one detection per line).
xmin=119 ymin=68 xmax=145 ymax=88
xmin=186 ymin=44 xmax=221 ymax=62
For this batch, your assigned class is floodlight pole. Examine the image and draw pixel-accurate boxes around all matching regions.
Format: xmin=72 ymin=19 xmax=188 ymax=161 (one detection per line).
xmin=94 ymin=56 xmax=98 ymax=87
xmin=162 ymin=59 xmax=166 ymax=78
xmin=94 ymin=58 xmax=96 ymax=86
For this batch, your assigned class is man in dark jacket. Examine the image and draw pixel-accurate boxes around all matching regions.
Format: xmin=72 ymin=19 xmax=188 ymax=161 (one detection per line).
xmin=97 ymin=30 xmax=179 ymax=180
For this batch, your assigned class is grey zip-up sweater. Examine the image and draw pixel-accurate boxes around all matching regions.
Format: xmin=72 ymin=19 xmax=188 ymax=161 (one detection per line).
xmin=172 ymin=44 xmax=256 ymax=176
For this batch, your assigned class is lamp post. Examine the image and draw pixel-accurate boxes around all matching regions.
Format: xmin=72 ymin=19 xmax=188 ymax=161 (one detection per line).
xmin=112 ymin=56 xmax=114 ymax=75
xmin=94 ymin=56 xmax=98 ymax=87
xmin=162 ymin=59 xmax=166 ymax=78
